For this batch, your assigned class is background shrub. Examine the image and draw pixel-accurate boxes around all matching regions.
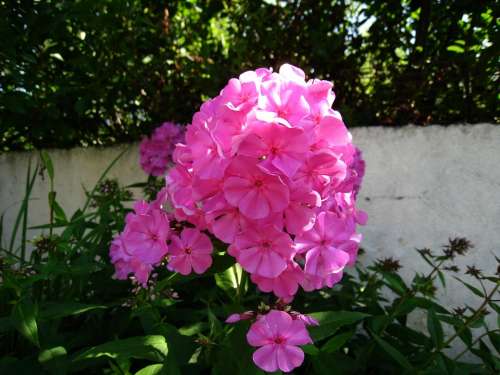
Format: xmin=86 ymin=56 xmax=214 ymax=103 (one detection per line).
xmin=1 ymin=0 xmax=498 ymax=151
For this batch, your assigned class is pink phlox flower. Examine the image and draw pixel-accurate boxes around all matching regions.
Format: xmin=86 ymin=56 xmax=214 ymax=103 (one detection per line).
xmin=289 ymin=311 xmax=320 ymax=327
xmin=220 ymin=74 xmax=259 ymax=112
xmin=299 ymin=270 xmax=344 ymax=291
xmin=257 ymin=74 xmax=310 ymax=128
xmin=167 ymin=228 xmax=213 ymax=275
xmin=295 ymin=211 xmax=351 ymax=277
xmin=110 ymin=203 xmax=169 ymax=285
xmin=225 ymin=311 xmax=255 ymax=324
xmin=212 ymin=104 xmax=246 ymax=152
xmin=150 ymin=187 xmax=169 ymax=211
xmin=251 ymin=261 xmax=304 ymax=299
xmin=207 ymin=203 xmax=248 ymax=244
xmin=315 ymin=112 xmax=351 ymax=147
xmin=350 ymin=146 xmax=366 ymax=197
xmin=171 ymin=143 xmax=193 ymax=167
xmin=234 ymin=225 xmax=294 ymax=278
xmin=306 ymin=78 xmax=335 ymax=108
xmin=284 ymin=183 xmax=321 ymax=235
xmin=247 ymin=310 xmax=312 ymax=373
xmin=122 ymin=208 xmax=169 ymax=265
xmin=139 ymin=122 xmax=184 ymax=176
xmin=166 ymin=165 xmax=196 ymax=216
xmin=223 ymin=156 xmax=289 ymax=219
xmin=237 ymin=122 xmax=309 ymax=178
xmin=294 ymin=151 xmax=347 ymax=195
xmin=187 ymin=124 xmax=228 ymax=180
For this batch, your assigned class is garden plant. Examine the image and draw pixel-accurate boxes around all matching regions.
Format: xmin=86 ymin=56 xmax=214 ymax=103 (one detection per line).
xmin=0 ymin=64 xmax=499 ymax=374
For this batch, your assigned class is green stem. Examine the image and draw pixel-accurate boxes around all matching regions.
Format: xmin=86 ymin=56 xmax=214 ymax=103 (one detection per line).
xmin=440 ymin=281 xmax=499 ymax=350
xmin=453 ymin=329 xmax=500 ymax=361
xmin=378 ymin=258 xmax=447 ymax=333
xmin=425 ymin=281 xmax=499 ymax=367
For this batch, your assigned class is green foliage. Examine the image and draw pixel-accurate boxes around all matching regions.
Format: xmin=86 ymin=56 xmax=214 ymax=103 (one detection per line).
xmin=0 ymin=158 xmax=499 ymax=374
xmin=1 ymin=0 xmax=498 ymax=151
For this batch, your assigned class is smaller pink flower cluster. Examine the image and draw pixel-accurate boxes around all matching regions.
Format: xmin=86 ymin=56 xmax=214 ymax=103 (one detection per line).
xmin=227 ymin=309 xmax=316 ymax=373
xmin=110 ymin=191 xmax=213 ymax=286
xmin=139 ymin=122 xmax=185 ymax=177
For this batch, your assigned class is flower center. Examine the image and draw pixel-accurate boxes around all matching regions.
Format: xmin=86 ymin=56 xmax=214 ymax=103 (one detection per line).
xmin=274 ymin=336 xmax=285 ymax=344
xmin=270 ymin=146 xmax=279 ymax=155
xmin=184 ymin=247 xmax=192 ymax=254
xmin=254 ymin=179 xmax=263 ymax=187
xmin=262 ymin=241 xmax=271 ymax=249
xmin=277 ymin=108 xmax=288 ymax=119
xmin=320 ymin=239 xmax=327 ymax=246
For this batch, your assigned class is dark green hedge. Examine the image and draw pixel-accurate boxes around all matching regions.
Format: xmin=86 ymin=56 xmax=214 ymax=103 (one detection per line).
xmin=1 ymin=0 xmax=498 ymax=151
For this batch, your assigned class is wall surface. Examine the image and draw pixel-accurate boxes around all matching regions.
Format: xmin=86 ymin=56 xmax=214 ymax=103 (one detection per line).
xmin=1 ymin=123 xmax=499 ymax=356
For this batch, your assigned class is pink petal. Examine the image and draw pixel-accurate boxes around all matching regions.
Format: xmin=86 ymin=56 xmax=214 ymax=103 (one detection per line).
xmin=239 ymin=189 xmax=270 ymax=219
xmin=263 ymin=181 xmax=289 ymax=213
xmin=253 ymin=345 xmax=278 ymax=373
xmin=256 ymin=251 xmax=287 ymax=278
xmin=238 ymin=247 xmax=263 ymax=274
xmin=191 ymin=253 xmax=212 ymax=274
xmin=272 ymin=152 xmax=303 ymax=178
xmin=225 ymin=313 xmax=241 ymax=323
xmin=223 ymin=176 xmax=253 ymax=206
xmin=284 ymin=320 xmax=313 ymax=345
xmin=264 ymin=310 xmax=292 ymax=336
xmin=276 ymin=345 xmax=304 ymax=372
xmin=211 ymin=212 xmax=239 ymax=243
xmin=247 ymin=321 xmax=272 ymax=347
xmin=168 ymin=255 xmax=192 ymax=275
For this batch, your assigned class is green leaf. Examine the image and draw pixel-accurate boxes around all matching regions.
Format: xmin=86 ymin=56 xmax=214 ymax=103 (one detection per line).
xmin=447 ymin=45 xmax=464 ymax=53
xmin=9 ymin=160 xmax=38 ymax=255
xmin=73 ymin=335 xmax=168 ymax=362
xmin=38 ymin=346 xmax=67 ymax=363
xmin=11 ymin=299 xmax=40 ymax=347
xmin=209 ymin=253 xmax=236 ymax=274
xmin=322 ymin=330 xmax=354 ymax=353
xmin=52 ymin=198 xmax=68 ymax=222
xmin=309 ymin=311 xmax=369 ymax=341
xmin=178 ymin=322 xmax=207 ymax=336
xmin=135 ymin=364 xmax=166 ymax=375
xmin=50 ymin=52 xmax=64 ymax=61
xmin=437 ymin=270 xmax=446 ymax=288
xmin=372 ymin=333 xmax=413 ymax=370
xmin=215 ymin=263 xmax=244 ymax=298
xmin=302 ymin=344 xmax=320 ymax=356
xmin=40 ymin=151 xmax=54 ymax=180
xmin=453 ymin=277 xmax=484 ymax=297
xmin=488 ymin=331 xmax=500 ymax=353
xmin=40 ymin=302 xmax=107 ymax=320
xmin=456 ymin=325 xmax=472 ymax=346
xmin=427 ymin=309 xmax=444 ymax=347
xmin=381 ymin=272 xmax=408 ymax=295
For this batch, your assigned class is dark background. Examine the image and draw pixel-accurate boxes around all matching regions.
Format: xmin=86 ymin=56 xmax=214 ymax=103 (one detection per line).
xmin=1 ymin=0 xmax=498 ymax=151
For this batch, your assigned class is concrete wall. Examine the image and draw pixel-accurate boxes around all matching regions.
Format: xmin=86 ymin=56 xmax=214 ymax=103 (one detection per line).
xmin=1 ymin=123 xmax=499 ymax=355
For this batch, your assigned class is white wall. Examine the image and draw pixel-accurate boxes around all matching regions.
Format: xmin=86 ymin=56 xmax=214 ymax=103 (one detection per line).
xmin=1 ymin=124 xmax=499 ymax=356
xmin=352 ymin=124 xmax=500 ymax=358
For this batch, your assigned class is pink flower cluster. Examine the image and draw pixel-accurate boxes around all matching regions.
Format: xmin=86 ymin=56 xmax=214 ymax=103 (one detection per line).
xmin=139 ymin=122 xmax=185 ymax=176
xmin=110 ymin=64 xmax=366 ymax=373
xmin=110 ymin=193 xmax=213 ymax=286
xmin=167 ymin=64 xmax=366 ymax=301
